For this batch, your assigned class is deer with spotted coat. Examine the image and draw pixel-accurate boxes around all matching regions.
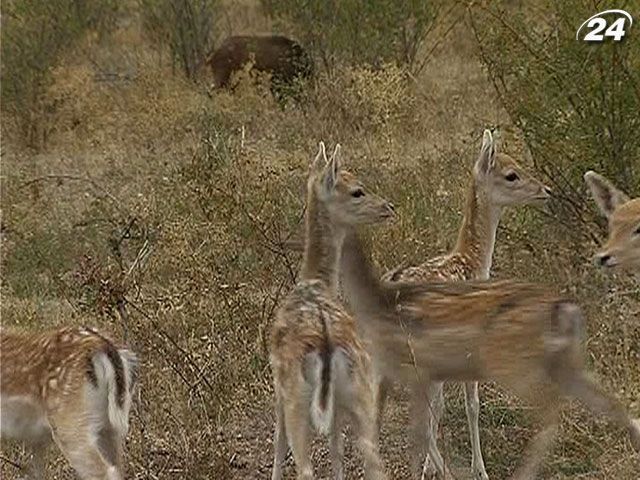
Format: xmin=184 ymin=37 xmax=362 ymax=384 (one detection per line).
xmin=0 ymin=326 xmax=137 ymax=480
xmin=269 ymin=142 xmax=395 ymax=480
xmin=340 ymin=229 xmax=640 ymax=480
xmin=377 ymin=129 xmax=551 ymax=479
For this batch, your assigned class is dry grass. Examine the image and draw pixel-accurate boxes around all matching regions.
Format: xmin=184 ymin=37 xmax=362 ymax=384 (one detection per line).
xmin=1 ymin=2 xmax=639 ymax=479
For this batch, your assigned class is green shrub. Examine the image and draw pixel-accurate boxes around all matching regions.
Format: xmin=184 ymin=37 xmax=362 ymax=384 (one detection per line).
xmin=261 ymin=0 xmax=438 ymax=72
xmin=471 ymin=0 xmax=640 ymax=239
xmin=1 ymin=0 xmax=119 ymax=148
xmin=138 ymin=0 xmax=219 ymax=80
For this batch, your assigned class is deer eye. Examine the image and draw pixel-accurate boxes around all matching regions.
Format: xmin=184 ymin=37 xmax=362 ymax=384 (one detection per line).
xmin=634 ymin=225 xmax=640 ymax=236
xmin=505 ymin=172 xmax=519 ymax=182
xmin=351 ymin=189 xmax=365 ymax=198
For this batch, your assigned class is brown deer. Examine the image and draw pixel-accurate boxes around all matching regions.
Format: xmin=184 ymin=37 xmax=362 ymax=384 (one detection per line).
xmin=206 ymin=35 xmax=313 ymax=99
xmin=0 ymin=326 xmax=137 ymax=479
xmin=584 ymin=171 xmax=640 ymax=271
xmin=379 ymin=129 xmax=551 ymax=479
xmin=340 ymin=231 xmax=640 ymax=480
xmin=270 ymin=142 xmax=394 ymax=480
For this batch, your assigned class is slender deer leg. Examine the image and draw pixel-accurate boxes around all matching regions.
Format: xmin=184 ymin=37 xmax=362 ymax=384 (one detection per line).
xmin=412 ymin=383 xmax=451 ymax=480
xmin=563 ymin=373 xmax=640 ymax=452
xmin=464 ymin=381 xmax=489 ymax=480
xmin=410 ymin=385 xmax=429 ymax=479
xmin=95 ymin=424 xmax=125 ymax=476
xmin=55 ymin=430 xmax=120 ymax=480
xmin=350 ymin=381 xmax=387 ymax=480
xmin=283 ymin=397 xmax=314 ymax=480
xmin=329 ymin=412 xmax=345 ymax=480
xmin=375 ymin=375 xmax=390 ymax=434
xmin=421 ymin=381 xmax=444 ymax=480
xmin=511 ymin=401 xmax=559 ymax=480
xmin=26 ymin=441 xmax=48 ymax=480
xmin=272 ymin=392 xmax=288 ymax=480
xmin=51 ymin=406 xmax=121 ymax=480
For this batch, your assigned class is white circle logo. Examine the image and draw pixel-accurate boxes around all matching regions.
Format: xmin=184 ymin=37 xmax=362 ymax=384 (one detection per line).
xmin=576 ymin=9 xmax=633 ymax=42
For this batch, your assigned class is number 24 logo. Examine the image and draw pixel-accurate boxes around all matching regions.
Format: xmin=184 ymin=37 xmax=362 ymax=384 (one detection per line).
xmin=576 ymin=9 xmax=633 ymax=42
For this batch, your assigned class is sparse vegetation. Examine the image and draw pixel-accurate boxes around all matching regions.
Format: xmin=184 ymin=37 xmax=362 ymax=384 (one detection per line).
xmin=1 ymin=1 xmax=639 ymax=479
xmin=472 ymin=0 xmax=640 ymax=244
xmin=139 ymin=0 xmax=220 ymax=79
xmin=1 ymin=0 xmax=120 ymax=149
xmin=261 ymin=0 xmax=440 ymax=73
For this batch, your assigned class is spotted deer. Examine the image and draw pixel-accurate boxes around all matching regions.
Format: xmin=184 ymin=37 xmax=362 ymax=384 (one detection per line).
xmin=341 ymin=231 xmax=640 ymax=480
xmin=584 ymin=171 xmax=640 ymax=271
xmin=0 ymin=326 xmax=137 ymax=480
xmin=378 ymin=129 xmax=551 ymax=479
xmin=269 ymin=142 xmax=394 ymax=480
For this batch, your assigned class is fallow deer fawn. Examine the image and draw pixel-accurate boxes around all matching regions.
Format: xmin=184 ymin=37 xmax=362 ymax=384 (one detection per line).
xmin=584 ymin=171 xmax=640 ymax=271
xmin=269 ymin=142 xmax=394 ymax=480
xmin=341 ymin=231 xmax=640 ymax=480
xmin=380 ymin=129 xmax=551 ymax=479
xmin=0 ymin=326 xmax=137 ymax=480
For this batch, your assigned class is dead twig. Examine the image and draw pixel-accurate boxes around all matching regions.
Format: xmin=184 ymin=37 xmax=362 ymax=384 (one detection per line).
xmin=0 ymin=455 xmax=23 ymax=471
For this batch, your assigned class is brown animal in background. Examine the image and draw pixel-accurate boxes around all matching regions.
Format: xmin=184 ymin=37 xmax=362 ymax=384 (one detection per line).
xmin=206 ymin=35 xmax=313 ymax=97
xmin=270 ymin=142 xmax=394 ymax=480
xmin=340 ymin=231 xmax=640 ymax=480
xmin=584 ymin=171 xmax=640 ymax=271
xmin=0 ymin=326 xmax=137 ymax=480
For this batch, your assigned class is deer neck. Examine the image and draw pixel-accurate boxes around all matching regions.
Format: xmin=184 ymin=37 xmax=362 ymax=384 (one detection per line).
xmin=452 ymin=180 xmax=502 ymax=279
xmin=300 ymin=192 xmax=344 ymax=295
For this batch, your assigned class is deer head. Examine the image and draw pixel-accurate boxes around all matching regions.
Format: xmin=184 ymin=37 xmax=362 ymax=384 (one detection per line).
xmin=584 ymin=171 xmax=640 ymax=270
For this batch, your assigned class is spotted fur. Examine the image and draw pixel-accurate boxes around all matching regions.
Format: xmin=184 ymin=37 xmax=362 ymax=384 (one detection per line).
xmin=341 ymin=232 xmax=640 ymax=479
xmin=270 ymin=142 xmax=393 ymax=480
xmin=0 ymin=326 xmax=137 ymax=480
xmin=376 ymin=129 xmax=551 ymax=479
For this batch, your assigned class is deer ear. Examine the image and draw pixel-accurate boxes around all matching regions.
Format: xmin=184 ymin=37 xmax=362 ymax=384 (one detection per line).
xmin=323 ymin=143 xmax=342 ymax=191
xmin=311 ymin=141 xmax=327 ymax=173
xmin=584 ymin=171 xmax=630 ymax=219
xmin=474 ymin=129 xmax=496 ymax=176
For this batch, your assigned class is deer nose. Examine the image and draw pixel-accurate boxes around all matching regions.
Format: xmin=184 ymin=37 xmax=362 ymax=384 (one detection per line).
xmin=543 ymin=186 xmax=553 ymax=196
xmin=595 ymin=253 xmax=613 ymax=267
xmin=388 ymin=202 xmax=395 ymax=212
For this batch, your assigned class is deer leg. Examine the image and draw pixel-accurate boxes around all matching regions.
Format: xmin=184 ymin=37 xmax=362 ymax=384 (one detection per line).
xmin=96 ymin=425 xmax=124 ymax=476
xmin=563 ymin=372 xmax=640 ymax=452
xmin=421 ymin=381 xmax=444 ymax=480
xmin=50 ymin=405 xmax=121 ymax=480
xmin=464 ymin=381 xmax=489 ymax=480
xmin=54 ymin=429 xmax=120 ymax=480
xmin=511 ymin=401 xmax=559 ymax=480
xmin=26 ymin=441 xmax=48 ymax=480
xmin=349 ymin=379 xmax=387 ymax=480
xmin=409 ymin=386 xmax=428 ymax=479
xmin=375 ymin=375 xmax=390 ymax=434
xmin=283 ymin=396 xmax=314 ymax=480
xmin=411 ymin=383 xmax=451 ymax=480
xmin=329 ymin=412 xmax=345 ymax=480
xmin=272 ymin=392 xmax=289 ymax=480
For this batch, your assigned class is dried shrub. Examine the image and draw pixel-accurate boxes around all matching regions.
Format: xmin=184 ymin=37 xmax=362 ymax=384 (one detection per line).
xmin=138 ymin=0 xmax=219 ymax=80
xmin=261 ymin=0 xmax=439 ymax=73
xmin=471 ymin=0 xmax=640 ymax=251
xmin=315 ymin=64 xmax=416 ymax=133
xmin=1 ymin=0 xmax=120 ymax=149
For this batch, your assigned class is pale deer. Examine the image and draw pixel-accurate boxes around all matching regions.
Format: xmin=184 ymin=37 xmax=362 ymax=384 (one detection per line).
xmin=584 ymin=171 xmax=640 ymax=271
xmin=0 ymin=326 xmax=137 ymax=480
xmin=341 ymin=231 xmax=640 ymax=480
xmin=379 ymin=129 xmax=551 ymax=479
xmin=270 ymin=142 xmax=395 ymax=480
